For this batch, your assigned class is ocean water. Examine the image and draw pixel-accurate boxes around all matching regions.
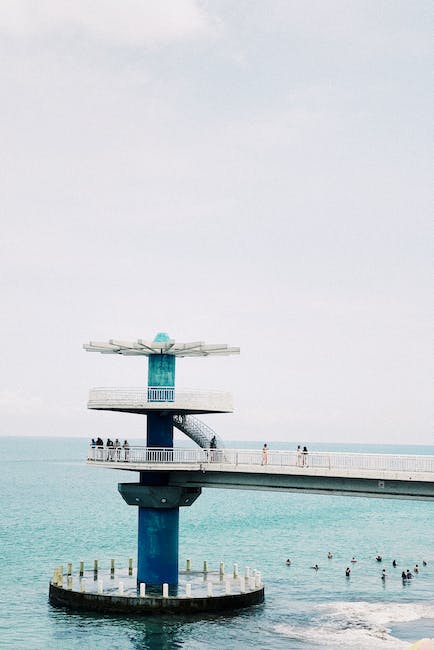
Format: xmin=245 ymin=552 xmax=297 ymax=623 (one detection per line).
xmin=1 ymin=437 xmax=433 ymax=649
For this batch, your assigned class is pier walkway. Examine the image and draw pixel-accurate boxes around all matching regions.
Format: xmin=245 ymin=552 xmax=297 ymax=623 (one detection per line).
xmin=87 ymin=447 xmax=434 ymax=501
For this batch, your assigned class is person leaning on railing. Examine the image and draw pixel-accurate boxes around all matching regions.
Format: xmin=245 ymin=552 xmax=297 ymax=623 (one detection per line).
xmin=94 ymin=437 xmax=104 ymax=460
xmin=114 ymin=438 xmax=121 ymax=460
xmin=106 ymin=438 xmax=114 ymax=461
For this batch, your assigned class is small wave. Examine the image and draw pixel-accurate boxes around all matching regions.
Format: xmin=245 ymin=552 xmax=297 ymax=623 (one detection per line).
xmin=318 ymin=601 xmax=434 ymax=627
xmin=275 ymin=622 xmax=408 ymax=648
xmin=275 ymin=601 xmax=434 ymax=649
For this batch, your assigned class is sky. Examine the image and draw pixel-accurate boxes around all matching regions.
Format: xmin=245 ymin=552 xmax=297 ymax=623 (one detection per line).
xmin=0 ymin=1 xmax=432 ymax=445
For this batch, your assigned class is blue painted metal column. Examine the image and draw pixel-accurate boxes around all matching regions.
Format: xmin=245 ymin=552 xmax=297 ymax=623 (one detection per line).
xmin=137 ymin=332 xmax=178 ymax=588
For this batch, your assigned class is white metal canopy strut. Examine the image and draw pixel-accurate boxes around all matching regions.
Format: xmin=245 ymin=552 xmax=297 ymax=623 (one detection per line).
xmin=83 ymin=339 xmax=240 ymax=357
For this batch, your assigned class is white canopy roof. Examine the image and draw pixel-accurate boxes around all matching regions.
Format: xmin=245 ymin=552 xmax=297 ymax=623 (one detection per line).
xmin=83 ymin=339 xmax=240 ymax=357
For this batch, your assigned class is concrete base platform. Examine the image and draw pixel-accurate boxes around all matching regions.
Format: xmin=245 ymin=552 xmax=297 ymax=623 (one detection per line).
xmin=49 ymin=582 xmax=264 ymax=615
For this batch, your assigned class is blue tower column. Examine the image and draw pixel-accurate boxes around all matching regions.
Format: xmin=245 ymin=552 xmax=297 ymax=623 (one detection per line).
xmin=137 ymin=332 xmax=178 ymax=588
xmin=137 ymin=508 xmax=179 ymax=584
xmin=137 ymin=471 xmax=179 ymax=588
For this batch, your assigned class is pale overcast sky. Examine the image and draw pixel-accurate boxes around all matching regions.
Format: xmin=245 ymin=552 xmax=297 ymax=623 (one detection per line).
xmin=0 ymin=1 xmax=431 ymax=444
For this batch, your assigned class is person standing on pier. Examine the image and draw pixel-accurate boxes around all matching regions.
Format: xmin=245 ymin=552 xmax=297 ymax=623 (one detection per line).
xmin=123 ymin=439 xmax=130 ymax=461
xmin=210 ymin=435 xmax=217 ymax=462
xmin=296 ymin=445 xmax=302 ymax=466
xmin=262 ymin=444 xmax=268 ymax=465
xmin=302 ymin=446 xmax=308 ymax=467
xmin=96 ymin=437 xmax=104 ymax=460
xmin=106 ymin=438 xmax=114 ymax=461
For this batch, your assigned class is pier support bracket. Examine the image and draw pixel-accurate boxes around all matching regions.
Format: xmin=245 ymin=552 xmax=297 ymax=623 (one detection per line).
xmin=118 ymin=483 xmax=201 ymax=508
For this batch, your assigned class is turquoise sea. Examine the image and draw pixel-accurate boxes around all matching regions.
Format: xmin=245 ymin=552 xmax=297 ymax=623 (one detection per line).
xmin=1 ymin=437 xmax=433 ymax=649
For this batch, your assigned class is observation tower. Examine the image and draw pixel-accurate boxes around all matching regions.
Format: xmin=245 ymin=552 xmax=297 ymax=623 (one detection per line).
xmin=84 ymin=332 xmax=239 ymax=590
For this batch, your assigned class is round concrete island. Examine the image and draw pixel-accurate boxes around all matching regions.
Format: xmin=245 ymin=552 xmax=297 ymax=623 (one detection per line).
xmin=48 ymin=562 xmax=264 ymax=615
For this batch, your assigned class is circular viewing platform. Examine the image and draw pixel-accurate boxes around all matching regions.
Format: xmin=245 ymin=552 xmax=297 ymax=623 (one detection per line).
xmin=87 ymin=387 xmax=233 ymax=414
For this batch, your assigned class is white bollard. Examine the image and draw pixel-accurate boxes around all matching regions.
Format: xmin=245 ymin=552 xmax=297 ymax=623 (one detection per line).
xmin=219 ymin=562 xmax=225 ymax=576
xmin=98 ymin=579 xmax=103 ymax=594
xmin=139 ymin=583 xmax=146 ymax=597
xmin=245 ymin=566 xmax=250 ymax=578
xmin=186 ymin=559 xmax=191 ymax=571
xmin=249 ymin=576 xmax=255 ymax=590
xmin=57 ymin=572 xmax=63 ymax=588
xmin=80 ymin=578 xmax=86 ymax=593
xmin=185 ymin=583 xmax=192 ymax=597
xmin=67 ymin=562 xmax=72 ymax=576
xmin=207 ymin=581 xmax=213 ymax=597
xmin=225 ymin=581 xmax=231 ymax=595
xmin=162 ymin=583 xmax=169 ymax=598
xmin=233 ymin=563 xmax=239 ymax=578
xmin=118 ymin=582 xmax=124 ymax=595
xmin=66 ymin=576 xmax=72 ymax=590
xmin=79 ymin=561 xmax=84 ymax=577
xmin=255 ymin=571 xmax=261 ymax=588
xmin=240 ymin=576 xmax=246 ymax=593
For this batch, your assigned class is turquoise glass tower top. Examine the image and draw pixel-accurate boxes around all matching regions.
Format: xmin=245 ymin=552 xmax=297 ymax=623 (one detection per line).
xmin=148 ymin=333 xmax=176 ymax=389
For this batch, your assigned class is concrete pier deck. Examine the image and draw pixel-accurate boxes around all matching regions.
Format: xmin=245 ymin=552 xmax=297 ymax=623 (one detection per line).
xmin=87 ymin=447 xmax=434 ymax=500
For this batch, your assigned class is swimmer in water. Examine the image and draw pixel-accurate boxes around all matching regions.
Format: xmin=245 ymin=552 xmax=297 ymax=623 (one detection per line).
xmin=345 ymin=567 xmax=351 ymax=577
xmin=392 ymin=560 xmax=397 ymax=567
xmin=376 ymin=555 xmax=382 ymax=562
xmin=423 ymin=560 xmax=427 ymax=566
xmin=406 ymin=570 xmax=413 ymax=579
xmin=414 ymin=564 xmax=419 ymax=573
xmin=401 ymin=571 xmax=407 ymax=580
xmin=381 ymin=569 xmax=387 ymax=580
xmin=327 ymin=551 xmax=333 ymax=559
xmin=311 ymin=564 xmax=319 ymax=570
xmin=285 ymin=559 xmax=291 ymax=565
xmin=351 ymin=557 xmax=357 ymax=563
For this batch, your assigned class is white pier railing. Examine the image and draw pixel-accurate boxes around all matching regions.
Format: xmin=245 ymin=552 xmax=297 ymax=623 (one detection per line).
xmin=87 ymin=387 xmax=233 ymax=412
xmin=147 ymin=386 xmax=175 ymax=402
xmin=87 ymin=446 xmax=434 ymax=474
